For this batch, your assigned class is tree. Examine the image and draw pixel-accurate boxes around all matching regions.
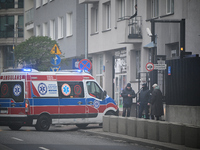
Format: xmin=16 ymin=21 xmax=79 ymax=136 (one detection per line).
xmin=15 ymin=36 xmax=60 ymax=71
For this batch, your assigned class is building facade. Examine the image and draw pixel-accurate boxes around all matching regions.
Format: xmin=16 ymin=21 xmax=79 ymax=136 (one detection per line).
xmin=80 ymin=0 xmax=200 ymax=112
xmin=24 ymin=0 xmax=86 ymax=70
xmin=0 ymin=0 xmax=24 ymax=72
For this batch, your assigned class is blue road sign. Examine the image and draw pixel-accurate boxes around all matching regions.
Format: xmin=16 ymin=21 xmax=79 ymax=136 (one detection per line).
xmin=78 ymin=59 xmax=92 ymax=71
xmin=51 ymin=55 xmax=61 ymax=66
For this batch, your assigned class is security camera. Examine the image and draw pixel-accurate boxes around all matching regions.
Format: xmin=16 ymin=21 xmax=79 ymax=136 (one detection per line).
xmin=146 ymin=28 xmax=152 ymax=37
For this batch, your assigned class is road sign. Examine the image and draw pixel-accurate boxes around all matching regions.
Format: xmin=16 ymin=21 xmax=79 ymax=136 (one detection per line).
xmin=50 ymin=55 xmax=61 ymax=66
xmin=154 ymin=64 xmax=167 ymax=70
xmin=50 ymin=44 xmax=61 ymax=54
xmin=50 ymin=66 xmax=61 ymax=72
xmin=78 ymin=59 xmax=92 ymax=71
xmin=146 ymin=62 xmax=154 ymax=71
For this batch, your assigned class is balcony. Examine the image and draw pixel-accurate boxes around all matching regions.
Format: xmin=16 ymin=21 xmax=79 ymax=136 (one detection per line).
xmin=25 ymin=8 xmax=34 ymax=30
xmin=79 ymin=0 xmax=99 ymax=4
xmin=117 ymin=16 xmax=142 ymax=44
xmin=128 ymin=16 xmax=142 ymax=39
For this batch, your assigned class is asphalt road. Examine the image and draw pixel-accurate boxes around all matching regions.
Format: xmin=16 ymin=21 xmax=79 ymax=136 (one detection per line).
xmin=0 ymin=125 xmax=157 ymax=150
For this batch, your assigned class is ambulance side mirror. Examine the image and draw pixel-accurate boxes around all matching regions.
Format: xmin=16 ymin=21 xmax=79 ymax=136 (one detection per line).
xmin=102 ymin=90 xmax=107 ymax=100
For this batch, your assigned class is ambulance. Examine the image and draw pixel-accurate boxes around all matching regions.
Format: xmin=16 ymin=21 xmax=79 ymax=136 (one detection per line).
xmin=0 ymin=69 xmax=118 ymax=131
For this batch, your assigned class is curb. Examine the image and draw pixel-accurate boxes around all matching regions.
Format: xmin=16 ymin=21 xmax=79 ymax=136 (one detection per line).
xmin=80 ymin=128 xmax=199 ymax=150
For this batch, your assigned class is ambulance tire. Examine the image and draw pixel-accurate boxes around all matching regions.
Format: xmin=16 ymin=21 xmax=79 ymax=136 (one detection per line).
xmin=9 ymin=124 xmax=22 ymax=130
xmin=105 ymin=111 xmax=115 ymax=116
xmin=35 ymin=115 xmax=51 ymax=131
xmin=76 ymin=124 xmax=88 ymax=129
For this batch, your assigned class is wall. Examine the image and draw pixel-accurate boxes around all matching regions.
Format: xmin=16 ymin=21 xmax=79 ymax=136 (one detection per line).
xmin=166 ymin=105 xmax=200 ymax=126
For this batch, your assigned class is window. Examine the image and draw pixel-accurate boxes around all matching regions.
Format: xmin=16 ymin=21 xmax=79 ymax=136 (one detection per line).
xmin=103 ymin=2 xmax=111 ymax=30
xmin=91 ymin=5 xmax=99 ymax=33
xmin=166 ymin=0 xmax=174 ymax=14
xmin=136 ymin=50 xmax=141 ymax=79
xmin=18 ymin=0 xmax=24 ymax=8
xmin=42 ymin=0 xmax=48 ymax=5
xmin=0 ymin=0 xmax=14 ymax=9
xmin=58 ymin=16 xmax=64 ymax=39
xmin=118 ymin=0 xmax=125 ymax=20
xmin=131 ymin=0 xmax=137 ymax=16
xmin=152 ymin=0 xmax=159 ymax=18
xmin=66 ymin=13 xmax=73 ymax=37
xmin=58 ymin=82 xmax=84 ymax=98
xmin=36 ymin=25 xmax=40 ymax=36
xmin=42 ymin=22 xmax=48 ymax=36
xmin=3 ymin=46 xmax=14 ymax=68
xmin=86 ymin=81 xmax=103 ymax=99
xmin=0 ymin=81 xmax=24 ymax=102
xmin=36 ymin=0 xmax=41 ymax=9
xmin=18 ymin=15 xmax=24 ymax=37
xmin=96 ymin=55 xmax=103 ymax=87
xmin=0 ymin=16 xmax=14 ymax=38
xmin=50 ymin=19 xmax=55 ymax=40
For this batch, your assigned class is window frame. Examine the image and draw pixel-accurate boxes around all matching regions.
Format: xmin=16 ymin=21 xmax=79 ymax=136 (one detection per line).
xmin=152 ymin=0 xmax=159 ymax=18
xmin=50 ymin=19 xmax=55 ymax=40
xmin=58 ymin=16 xmax=64 ymax=39
xmin=166 ymin=0 xmax=174 ymax=14
xmin=66 ymin=12 xmax=73 ymax=37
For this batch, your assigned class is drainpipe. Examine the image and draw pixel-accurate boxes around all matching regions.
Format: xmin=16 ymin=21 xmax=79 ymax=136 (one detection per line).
xmin=85 ymin=4 xmax=88 ymax=59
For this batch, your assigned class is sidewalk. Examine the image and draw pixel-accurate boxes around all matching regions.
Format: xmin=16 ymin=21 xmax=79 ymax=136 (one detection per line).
xmin=81 ymin=128 xmax=199 ymax=150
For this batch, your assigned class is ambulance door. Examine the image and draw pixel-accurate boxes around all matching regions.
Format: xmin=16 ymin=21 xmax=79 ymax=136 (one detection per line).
xmin=85 ymin=81 xmax=104 ymax=120
xmin=30 ymin=76 xmax=59 ymax=122
xmin=58 ymin=81 xmax=86 ymax=123
xmin=0 ymin=81 xmax=25 ymax=116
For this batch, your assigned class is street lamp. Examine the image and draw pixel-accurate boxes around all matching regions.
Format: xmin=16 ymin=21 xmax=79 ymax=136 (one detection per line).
xmin=5 ymin=24 xmax=15 ymax=68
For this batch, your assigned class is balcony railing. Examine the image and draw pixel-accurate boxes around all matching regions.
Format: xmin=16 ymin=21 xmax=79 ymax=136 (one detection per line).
xmin=128 ymin=16 xmax=142 ymax=39
xmin=25 ymin=8 xmax=34 ymax=25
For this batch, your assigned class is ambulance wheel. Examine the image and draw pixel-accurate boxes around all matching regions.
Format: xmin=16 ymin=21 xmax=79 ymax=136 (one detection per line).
xmin=9 ymin=124 xmax=21 ymax=130
xmin=105 ymin=111 xmax=115 ymax=116
xmin=76 ymin=124 xmax=88 ymax=129
xmin=35 ymin=115 xmax=51 ymax=131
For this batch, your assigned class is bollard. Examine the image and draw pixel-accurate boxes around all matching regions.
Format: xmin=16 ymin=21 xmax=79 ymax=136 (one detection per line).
xmin=158 ymin=121 xmax=171 ymax=143
xmin=184 ymin=124 xmax=199 ymax=148
xmin=147 ymin=120 xmax=159 ymax=141
xmin=136 ymin=118 xmax=147 ymax=139
xmin=109 ymin=116 xmax=118 ymax=133
xmin=127 ymin=117 xmax=137 ymax=137
xmin=103 ymin=115 xmax=110 ymax=132
xmin=118 ymin=116 xmax=127 ymax=135
xmin=170 ymin=122 xmax=185 ymax=145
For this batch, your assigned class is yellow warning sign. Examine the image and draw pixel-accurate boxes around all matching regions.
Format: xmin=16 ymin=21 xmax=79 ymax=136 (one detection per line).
xmin=50 ymin=44 xmax=61 ymax=54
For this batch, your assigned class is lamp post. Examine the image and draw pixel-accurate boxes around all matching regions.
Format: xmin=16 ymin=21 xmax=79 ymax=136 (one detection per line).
xmin=5 ymin=24 xmax=15 ymax=68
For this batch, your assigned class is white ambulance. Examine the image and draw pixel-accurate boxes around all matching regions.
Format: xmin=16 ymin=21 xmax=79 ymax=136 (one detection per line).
xmin=0 ymin=69 xmax=118 ymax=131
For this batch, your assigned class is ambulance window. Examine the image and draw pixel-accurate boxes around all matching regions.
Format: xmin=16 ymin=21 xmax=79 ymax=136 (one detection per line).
xmin=86 ymin=81 xmax=103 ymax=99
xmin=0 ymin=81 xmax=24 ymax=102
xmin=58 ymin=82 xmax=84 ymax=98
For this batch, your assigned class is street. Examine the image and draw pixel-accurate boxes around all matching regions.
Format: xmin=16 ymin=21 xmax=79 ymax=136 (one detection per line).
xmin=0 ymin=125 xmax=157 ymax=150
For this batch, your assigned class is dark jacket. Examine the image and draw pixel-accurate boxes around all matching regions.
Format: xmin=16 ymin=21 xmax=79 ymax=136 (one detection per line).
xmin=121 ymin=86 xmax=135 ymax=105
xmin=150 ymin=89 xmax=164 ymax=116
xmin=138 ymin=87 xmax=151 ymax=104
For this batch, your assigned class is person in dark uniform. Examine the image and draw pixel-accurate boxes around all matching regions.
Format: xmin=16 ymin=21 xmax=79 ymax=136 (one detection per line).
xmin=121 ymin=83 xmax=135 ymax=117
xmin=137 ymin=83 xmax=151 ymax=119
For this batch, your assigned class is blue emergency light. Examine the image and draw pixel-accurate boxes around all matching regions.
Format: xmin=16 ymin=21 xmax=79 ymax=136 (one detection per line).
xmin=23 ymin=68 xmax=32 ymax=72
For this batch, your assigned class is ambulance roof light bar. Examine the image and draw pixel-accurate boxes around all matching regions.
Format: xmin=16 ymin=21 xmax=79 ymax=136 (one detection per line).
xmin=4 ymin=68 xmax=38 ymax=72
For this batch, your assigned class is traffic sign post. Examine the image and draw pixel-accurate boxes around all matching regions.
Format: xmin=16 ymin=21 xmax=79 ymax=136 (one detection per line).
xmin=154 ymin=64 xmax=167 ymax=70
xmin=146 ymin=62 xmax=154 ymax=72
xmin=50 ymin=44 xmax=61 ymax=72
xmin=78 ymin=59 xmax=92 ymax=71
xmin=50 ymin=44 xmax=62 ymax=55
